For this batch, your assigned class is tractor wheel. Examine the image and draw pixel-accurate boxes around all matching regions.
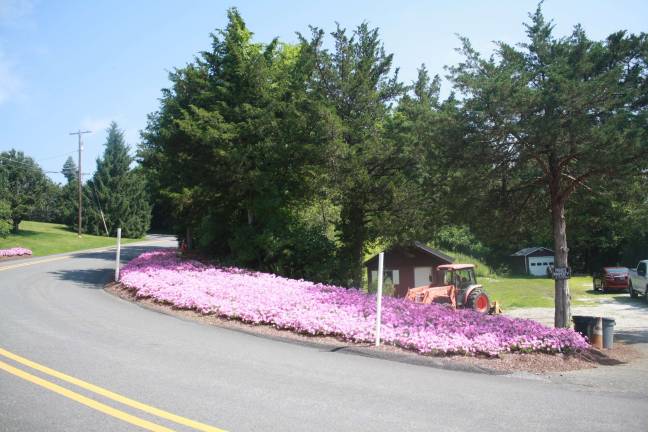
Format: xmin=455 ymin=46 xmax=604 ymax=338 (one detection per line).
xmin=467 ymin=289 xmax=490 ymax=314
xmin=629 ymin=281 xmax=638 ymax=298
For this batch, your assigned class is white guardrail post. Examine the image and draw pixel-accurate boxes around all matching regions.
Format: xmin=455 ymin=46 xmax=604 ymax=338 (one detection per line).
xmin=115 ymin=228 xmax=122 ymax=282
xmin=375 ymin=252 xmax=384 ymax=346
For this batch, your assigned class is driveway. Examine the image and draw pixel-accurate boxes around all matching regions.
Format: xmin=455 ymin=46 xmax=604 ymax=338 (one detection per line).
xmin=505 ymin=294 xmax=648 ymax=397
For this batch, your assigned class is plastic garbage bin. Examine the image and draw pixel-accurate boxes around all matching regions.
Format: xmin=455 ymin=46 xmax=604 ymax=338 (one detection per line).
xmin=572 ymin=315 xmax=596 ymax=339
xmin=602 ymin=317 xmax=616 ymax=349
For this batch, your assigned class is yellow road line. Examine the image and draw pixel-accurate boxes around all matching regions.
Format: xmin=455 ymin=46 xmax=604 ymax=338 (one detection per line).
xmin=0 ymin=255 xmax=72 ymax=271
xmin=0 ymin=359 xmax=175 ymax=432
xmin=0 ymin=348 xmax=226 ymax=432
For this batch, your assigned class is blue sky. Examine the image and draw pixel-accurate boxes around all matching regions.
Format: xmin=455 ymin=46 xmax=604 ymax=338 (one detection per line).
xmin=1 ymin=0 xmax=646 ymax=184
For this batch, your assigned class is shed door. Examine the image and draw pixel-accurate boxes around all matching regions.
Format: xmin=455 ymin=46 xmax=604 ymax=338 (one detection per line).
xmin=528 ymin=256 xmax=554 ymax=276
xmin=414 ymin=267 xmax=432 ymax=288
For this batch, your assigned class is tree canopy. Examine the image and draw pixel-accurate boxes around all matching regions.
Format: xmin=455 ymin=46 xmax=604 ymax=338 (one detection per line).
xmin=0 ymin=150 xmax=50 ymax=232
xmin=86 ymin=122 xmax=151 ymax=238
xmin=448 ymin=5 xmax=648 ymax=326
xmin=140 ymin=4 xmax=648 ymax=317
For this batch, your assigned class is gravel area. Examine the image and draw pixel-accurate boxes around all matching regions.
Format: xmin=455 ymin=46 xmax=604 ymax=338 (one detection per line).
xmin=505 ymin=295 xmax=648 ymax=332
xmin=105 ymin=282 xmax=642 ymax=375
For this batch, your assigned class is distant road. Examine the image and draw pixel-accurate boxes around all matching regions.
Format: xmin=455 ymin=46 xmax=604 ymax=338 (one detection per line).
xmin=1 ymin=238 xmax=647 ymax=431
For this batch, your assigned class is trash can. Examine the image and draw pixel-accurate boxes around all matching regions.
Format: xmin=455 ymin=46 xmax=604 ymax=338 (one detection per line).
xmin=572 ymin=315 xmax=596 ymax=339
xmin=602 ymin=317 xmax=616 ymax=349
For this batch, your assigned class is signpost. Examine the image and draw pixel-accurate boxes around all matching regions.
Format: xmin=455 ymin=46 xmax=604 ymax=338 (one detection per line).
xmin=115 ymin=228 xmax=122 ymax=282
xmin=375 ymin=252 xmax=384 ymax=346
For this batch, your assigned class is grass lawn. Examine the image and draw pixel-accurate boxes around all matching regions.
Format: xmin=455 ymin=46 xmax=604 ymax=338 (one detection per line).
xmin=481 ymin=275 xmax=596 ymax=309
xmin=0 ymin=221 xmax=141 ymax=257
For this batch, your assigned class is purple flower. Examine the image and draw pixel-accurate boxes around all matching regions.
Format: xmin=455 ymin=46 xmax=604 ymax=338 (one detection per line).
xmin=120 ymin=250 xmax=589 ymax=356
xmin=0 ymin=247 xmax=32 ymax=257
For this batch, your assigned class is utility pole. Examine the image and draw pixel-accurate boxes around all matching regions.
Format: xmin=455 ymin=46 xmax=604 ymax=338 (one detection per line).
xmin=69 ymin=130 xmax=91 ymax=237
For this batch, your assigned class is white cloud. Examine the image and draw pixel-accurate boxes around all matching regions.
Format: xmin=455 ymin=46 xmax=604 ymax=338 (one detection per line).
xmin=0 ymin=0 xmax=33 ymax=105
xmin=0 ymin=50 xmax=22 ymax=104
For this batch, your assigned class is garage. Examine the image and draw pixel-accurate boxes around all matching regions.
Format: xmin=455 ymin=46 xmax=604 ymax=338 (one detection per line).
xmin=510 ymin=247 xmax=555 ymax=276
xmin=527 ymin=255 xmax=554 ymax=276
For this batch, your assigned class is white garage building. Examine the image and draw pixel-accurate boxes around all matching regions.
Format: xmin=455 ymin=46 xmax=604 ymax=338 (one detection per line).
xmin=510 ymin=247 xmax=555 ymax=276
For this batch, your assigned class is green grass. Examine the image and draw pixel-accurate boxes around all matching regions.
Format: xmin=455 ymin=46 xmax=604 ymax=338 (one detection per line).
xmin=480 ymin=275 xmax=595 ymax=309
xmin=0 ymin=221 xmax=141 ymax=257
xmin=440 ymin=250 xmax=496 ymax=278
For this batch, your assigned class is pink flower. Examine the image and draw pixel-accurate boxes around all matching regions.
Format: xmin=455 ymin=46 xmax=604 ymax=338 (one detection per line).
xmin=0 ymin=247 xmax=32 ymax=257
xmin=120 ymin=250 xmax=589 ymax=356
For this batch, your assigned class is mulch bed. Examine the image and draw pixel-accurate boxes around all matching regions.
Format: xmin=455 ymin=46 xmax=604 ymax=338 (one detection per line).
xmin=105 ymin=282 xmax=642 ymax=375
xmin=0 ymin=255 xmax=31 ymax=262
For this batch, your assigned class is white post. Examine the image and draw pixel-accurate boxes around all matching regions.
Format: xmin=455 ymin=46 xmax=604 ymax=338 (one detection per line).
xmin=115 ymin=228 xmax=122 ymax=282
xmin=375 ymin=252 xmax=384 ymax=346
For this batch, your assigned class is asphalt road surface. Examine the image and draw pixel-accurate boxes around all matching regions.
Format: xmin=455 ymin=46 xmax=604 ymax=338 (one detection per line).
xmin=1 ymin=237 xmax=647 ymax=432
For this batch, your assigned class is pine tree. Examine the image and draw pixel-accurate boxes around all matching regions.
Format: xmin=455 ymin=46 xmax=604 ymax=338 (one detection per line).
xmin=61 ymin=156 xmax=77 ymax=183
xmin=86 ymin=122 xmax=151 ymax=238
xmin=448 ymin=5 xmax=648 ymax=327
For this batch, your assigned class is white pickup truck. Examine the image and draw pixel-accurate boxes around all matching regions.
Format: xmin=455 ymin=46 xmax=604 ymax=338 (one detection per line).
xmin=628 ymin=260 xmax=648 ymax=299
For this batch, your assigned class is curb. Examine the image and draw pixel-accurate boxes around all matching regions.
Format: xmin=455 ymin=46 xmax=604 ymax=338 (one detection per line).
xmin=104 ymin=284 xmax=505 ymax=376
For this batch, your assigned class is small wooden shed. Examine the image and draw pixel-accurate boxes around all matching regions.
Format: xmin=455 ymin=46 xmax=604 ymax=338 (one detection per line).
xmin=364 ymin=242 xmax=454 ymax=298
xmin=510 ymin=247 xmax=555 ymax=276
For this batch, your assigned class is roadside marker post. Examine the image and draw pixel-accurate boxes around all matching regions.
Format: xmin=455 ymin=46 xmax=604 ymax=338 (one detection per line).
xmin=115 ymin=228 xmax=122 ymax=282
xmin=375 ymin=252 xmax=384 ymax=346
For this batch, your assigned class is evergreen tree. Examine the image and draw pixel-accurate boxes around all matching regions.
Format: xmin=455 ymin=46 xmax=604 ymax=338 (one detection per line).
xmin=59 ymin=156 xmax=88 ymax=230
xmin=87 ymin=122 xmax=151 ymax=238
xmin=141 ymin=8 xmax=336 ymax=281
xmin=449 ymin=5 xmax=648 ymax=326
xmin=61 ymin=156 xmax=77 ymax=183
xmin=302 ymin=23 xmax=410 ymax=287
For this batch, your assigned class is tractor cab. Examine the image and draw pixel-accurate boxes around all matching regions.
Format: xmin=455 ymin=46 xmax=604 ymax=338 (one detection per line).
xmin=441 ymin=265 xmax=477 ymax=291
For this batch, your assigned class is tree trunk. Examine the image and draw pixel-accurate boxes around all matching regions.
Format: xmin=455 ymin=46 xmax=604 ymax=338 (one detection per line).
xmin=12 ymin=219 xmax=20 ymax=233
xmin=186 ymin=226 xmax=193 ymax=250
xmin=340 ymin=204 xmax=366 ymax=288
xmin=551 ymin=199 xmax=571 ymax=328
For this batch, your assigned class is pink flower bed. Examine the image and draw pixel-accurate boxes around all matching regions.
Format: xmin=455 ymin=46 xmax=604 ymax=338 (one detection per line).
xmin=0 ymin=247 xmax=32 ymax=258
xmin=120 ymin=250 xmax=588 ymax=356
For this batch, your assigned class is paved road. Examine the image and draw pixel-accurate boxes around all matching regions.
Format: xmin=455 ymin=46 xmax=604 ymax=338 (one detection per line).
xmin=1 ymin=238 xmax=647 ymax=432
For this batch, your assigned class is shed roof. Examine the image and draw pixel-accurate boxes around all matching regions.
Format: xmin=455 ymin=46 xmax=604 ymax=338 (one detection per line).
xmin=364 ymin=241 xmax=454 ymax=266
xmin=511 ymin=247 xmax=554 ymax=257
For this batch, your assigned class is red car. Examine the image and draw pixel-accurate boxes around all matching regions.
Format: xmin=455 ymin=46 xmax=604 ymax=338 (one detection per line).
xmin=593 ymin=267 xmax=630 ymax=292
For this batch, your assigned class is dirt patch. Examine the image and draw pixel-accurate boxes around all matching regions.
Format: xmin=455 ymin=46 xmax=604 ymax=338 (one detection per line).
xmin=0 ymin=255 xmax=31 ymax=262
xmin=105 ymin=282 xmax=643 ymax=375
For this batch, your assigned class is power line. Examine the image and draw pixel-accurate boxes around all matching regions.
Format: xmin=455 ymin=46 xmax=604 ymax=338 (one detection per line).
xmin=87 ymin=181 xmax=109 ymax=236
xmin=0 ymin=155 xmax=73 ymax=174
xmin=37 ymin=150 xmax=77 ymax=162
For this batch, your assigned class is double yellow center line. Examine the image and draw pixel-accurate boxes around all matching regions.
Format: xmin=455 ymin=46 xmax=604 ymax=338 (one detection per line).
xmin=0 ymin=347 xmax=226 ymax=432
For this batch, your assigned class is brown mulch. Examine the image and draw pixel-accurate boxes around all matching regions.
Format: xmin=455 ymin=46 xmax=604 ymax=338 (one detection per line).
xmin=105 ymin=282 xmax=642 ymax=375
xmin=0 ymin=255 xmax=31 ymax=261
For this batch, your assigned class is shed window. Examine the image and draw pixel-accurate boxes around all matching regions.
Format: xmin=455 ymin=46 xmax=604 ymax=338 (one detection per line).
xmin=371 ymin=269 xmax=399 ymax=285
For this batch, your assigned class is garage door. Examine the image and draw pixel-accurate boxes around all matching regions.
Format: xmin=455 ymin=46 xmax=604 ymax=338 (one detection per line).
xmin=528 ymin=256 xmax=554 ymax=276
